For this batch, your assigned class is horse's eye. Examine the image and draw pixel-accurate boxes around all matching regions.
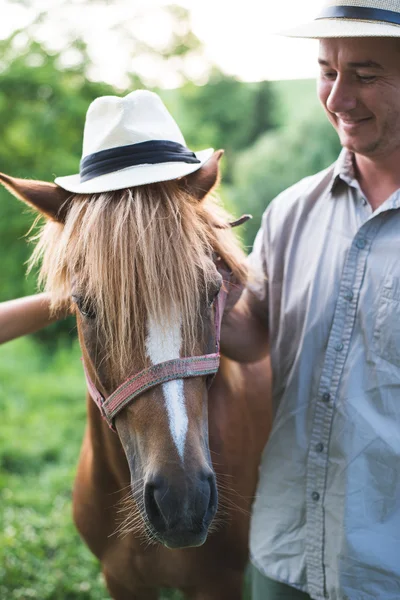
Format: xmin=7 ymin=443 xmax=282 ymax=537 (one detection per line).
xmin=72 ymin=294 xmax=96 ymax=319
xmin=207 ymin=278 xmax=222 ymax=307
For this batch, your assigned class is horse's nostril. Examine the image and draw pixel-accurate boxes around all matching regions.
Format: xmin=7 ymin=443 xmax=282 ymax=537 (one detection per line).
xmin=144 ymin=470 xmax=217 ymax=534
xmin=202 ymin=472 xmax=217 ymax=519
xmin=144 ymin=478 xmax=164 ymax=526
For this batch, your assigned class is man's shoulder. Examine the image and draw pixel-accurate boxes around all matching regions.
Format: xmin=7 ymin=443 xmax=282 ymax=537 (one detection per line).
xmin=268 ymin=162 xmax=336 ymax=218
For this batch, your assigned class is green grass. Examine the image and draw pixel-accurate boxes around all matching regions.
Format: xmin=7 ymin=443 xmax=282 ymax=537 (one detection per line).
xmin=0 ymin=337 xmax=109 ymax=599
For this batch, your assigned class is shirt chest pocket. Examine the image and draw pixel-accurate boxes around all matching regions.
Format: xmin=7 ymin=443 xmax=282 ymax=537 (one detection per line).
xmin=373 ymin=279 xmax=400 ymax=367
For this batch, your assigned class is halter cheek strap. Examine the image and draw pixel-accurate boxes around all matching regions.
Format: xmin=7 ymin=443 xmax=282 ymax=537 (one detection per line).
xmin=81 ymin=209 xmax=250 ymax=432
xmin=82 ymin=280 xmax=228 ymax=431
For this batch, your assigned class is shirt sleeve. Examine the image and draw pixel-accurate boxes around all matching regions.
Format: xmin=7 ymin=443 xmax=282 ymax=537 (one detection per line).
xmin=245 ymin=168 xmax=330 ymax=317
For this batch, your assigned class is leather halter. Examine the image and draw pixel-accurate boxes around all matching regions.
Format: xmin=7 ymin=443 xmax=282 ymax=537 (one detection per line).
xmin=82 ymin=262 xmax=229 ymax=431
xmin=81 ymin=215 xmax=250 ymax=432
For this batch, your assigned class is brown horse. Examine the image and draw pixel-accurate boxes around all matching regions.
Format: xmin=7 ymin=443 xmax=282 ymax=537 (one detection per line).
xmin=1 ymin=152 xmax=271 ymax=599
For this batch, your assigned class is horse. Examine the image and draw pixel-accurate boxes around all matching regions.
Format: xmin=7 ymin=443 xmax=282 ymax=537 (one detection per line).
xmin=0 ymin=151 xmax=271 ymax=599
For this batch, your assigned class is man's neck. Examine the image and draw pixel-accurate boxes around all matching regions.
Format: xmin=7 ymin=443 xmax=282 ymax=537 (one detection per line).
xmin=354 ymin=151 xmax=400 ymax=211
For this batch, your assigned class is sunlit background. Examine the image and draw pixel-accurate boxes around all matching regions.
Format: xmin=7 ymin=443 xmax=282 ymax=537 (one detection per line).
xmin=0 ymin=2 xmax=341 ymax=598
xmin=2 ymin=0 xmax=323 ymax=86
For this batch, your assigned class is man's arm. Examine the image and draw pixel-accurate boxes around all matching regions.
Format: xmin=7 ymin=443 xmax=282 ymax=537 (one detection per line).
xmin=220 ymin=288 xmax=269 ymax=362
xmin=0 ymin=293 xmax=67 ymax=344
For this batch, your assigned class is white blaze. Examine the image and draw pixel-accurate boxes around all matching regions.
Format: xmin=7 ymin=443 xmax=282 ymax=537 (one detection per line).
xmin=145 ymin=312 xmax=188 ymax=460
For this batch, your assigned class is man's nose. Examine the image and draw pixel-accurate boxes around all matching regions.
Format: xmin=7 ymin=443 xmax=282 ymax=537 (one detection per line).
xmin=326 ymin=76 xmax=357 ymax=114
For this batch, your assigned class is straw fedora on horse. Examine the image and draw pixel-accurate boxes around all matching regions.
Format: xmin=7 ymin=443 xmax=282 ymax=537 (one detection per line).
xmin=281 ymin=0 xmax=400 ymax=38
xmin=55 ymin=90 xmax=213 ymax=194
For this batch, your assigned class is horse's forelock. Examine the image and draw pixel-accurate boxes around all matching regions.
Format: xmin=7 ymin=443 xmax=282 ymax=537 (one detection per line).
xmin=30 ymin=181 xmax=246 ymax=382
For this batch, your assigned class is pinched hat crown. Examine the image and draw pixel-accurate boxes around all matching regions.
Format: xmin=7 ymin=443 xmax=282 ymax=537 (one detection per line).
xmin=55 ymin=90 xmax=213 ymax=194
xmin=81 ymin=91 xmax=187 ymax=158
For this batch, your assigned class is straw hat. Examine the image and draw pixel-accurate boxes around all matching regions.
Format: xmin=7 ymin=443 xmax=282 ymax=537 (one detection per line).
xmin=281 ymin=0 xmax=400 ymax=38
xmin=55 ymin=90 xmax=213 ymax=194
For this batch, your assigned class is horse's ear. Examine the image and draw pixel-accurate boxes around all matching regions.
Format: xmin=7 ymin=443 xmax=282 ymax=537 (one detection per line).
xmin=181 ymin=149 xmax=224 ymax=201
xmin=0 ymin=173 xmax=72 ymax=222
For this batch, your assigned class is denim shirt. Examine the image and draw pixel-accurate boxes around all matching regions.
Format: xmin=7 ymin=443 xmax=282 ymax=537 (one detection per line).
xmin=249 ymin=149 xmax=400 ymax=600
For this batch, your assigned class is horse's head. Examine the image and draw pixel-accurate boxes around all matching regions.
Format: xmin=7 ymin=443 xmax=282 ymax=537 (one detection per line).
xmin=0 ymin=152 xmax=246 ymax=548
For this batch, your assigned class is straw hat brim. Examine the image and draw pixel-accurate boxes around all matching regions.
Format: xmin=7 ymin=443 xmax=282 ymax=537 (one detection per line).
xmin=54 ymin=148 xmax=214 ymax=194
xmin=280 ymin=18 xmax=400 ymax=38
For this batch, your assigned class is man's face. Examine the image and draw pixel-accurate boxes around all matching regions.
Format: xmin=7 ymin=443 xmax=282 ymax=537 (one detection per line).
xmin=318 ymin=37 xmax=400 ymax=158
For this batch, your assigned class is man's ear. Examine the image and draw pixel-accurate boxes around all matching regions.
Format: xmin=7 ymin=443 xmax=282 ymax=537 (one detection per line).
xmin=181 ymin=149 xmax=224 ymax=201
xmin=0 ymin=173 xmax=73 ymax=221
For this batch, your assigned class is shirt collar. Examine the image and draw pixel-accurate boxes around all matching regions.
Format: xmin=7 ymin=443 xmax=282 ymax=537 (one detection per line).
xmin=329 ymin=149 xmax=400 ymax=211
xmin=329 ymin=148 xmax=359 ymax=195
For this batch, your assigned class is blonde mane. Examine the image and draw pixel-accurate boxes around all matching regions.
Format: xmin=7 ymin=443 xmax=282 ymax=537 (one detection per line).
xmin=30 ymin=181 xmax=246 ymax=380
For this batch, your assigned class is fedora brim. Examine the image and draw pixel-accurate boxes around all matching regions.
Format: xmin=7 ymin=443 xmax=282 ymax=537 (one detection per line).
xmin=280 ymin=18 xmax=400 ymax=38
xmin=54 ymin=148 xmax=214 ymax=194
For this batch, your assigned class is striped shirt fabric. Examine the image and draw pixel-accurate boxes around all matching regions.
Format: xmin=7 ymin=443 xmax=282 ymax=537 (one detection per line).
xmin=249 ymin=149 xmax=400 ymax=600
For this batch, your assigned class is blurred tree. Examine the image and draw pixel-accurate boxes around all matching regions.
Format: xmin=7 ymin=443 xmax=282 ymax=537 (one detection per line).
xmin=227 ymin=108 xmax=342 ymax=249
xmin=164 ymin=71 xmax=276 ymax=182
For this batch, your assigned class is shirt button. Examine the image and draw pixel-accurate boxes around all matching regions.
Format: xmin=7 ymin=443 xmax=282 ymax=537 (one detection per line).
xmin=344 ymin=290 xmax=354 ymax=301
xmin=315 ymin=443 xmax=324 ymax=453
xmin=322 ymin=392 xmax=331 ymax=403
xmin=312 ymin=491 xmax=320 ymax=501
xmin=335 ymin=342 xmax=344 ymax=352
xmin=356 ymin=238 xmax=366 ymax=249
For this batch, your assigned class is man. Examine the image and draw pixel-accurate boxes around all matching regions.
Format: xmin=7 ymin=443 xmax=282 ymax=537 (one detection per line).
xmin=221 ymin=1 xmax=400 ymax=599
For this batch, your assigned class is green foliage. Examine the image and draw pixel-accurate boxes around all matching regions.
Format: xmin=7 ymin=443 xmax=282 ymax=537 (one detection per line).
xmin=227 ymin=106 xmax=342 ymax=247
xmin=157 ymin=5 xmax=203 ymax=58
xmin=161 ymin=73 xmax=276 ymax=182
xmin=0 ymin=337 xmax=107 ymax=599
xmin=271 ymin=78 xmax=320 ymax=127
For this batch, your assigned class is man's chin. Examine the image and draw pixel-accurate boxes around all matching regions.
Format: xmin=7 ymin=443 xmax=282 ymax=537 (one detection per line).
xmin=340 ymin=136 xmax=380 ymax=157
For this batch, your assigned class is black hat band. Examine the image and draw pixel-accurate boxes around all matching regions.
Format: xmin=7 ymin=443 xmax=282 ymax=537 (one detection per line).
xmin=317 ymin=5 xmax=400 ymax=26
xmin=80 ymin=140 xmax=200 ymax=183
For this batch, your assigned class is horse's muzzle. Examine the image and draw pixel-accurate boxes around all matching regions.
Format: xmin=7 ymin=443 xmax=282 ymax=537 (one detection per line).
xmin=143 ymin=470 xmax=218 ymax=548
